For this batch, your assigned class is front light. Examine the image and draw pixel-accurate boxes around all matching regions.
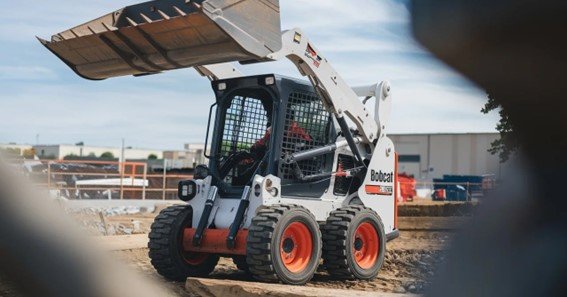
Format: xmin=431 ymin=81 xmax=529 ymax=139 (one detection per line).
xmin=265 ymin=76 xmax=275 ymax=85
xmin=178 ymin=180 xmax=197 ymax=201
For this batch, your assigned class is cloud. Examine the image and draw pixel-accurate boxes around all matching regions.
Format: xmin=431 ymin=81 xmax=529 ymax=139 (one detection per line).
xmin=281 ymin=0 xmax=409 ymax=29
xmin=388 ymin=83 xmax=498 ymax=134
xmin=0 ymin=80 xmax=214 ymax=149
xmin=0 ymin=66 xmax=58 ymax=80
xmin=314 ymin=35 xmax=424 ymax=54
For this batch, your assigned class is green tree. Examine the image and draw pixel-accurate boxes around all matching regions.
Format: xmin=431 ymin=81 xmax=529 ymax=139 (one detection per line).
xmin=100 ymin=151 xmax=115 ymax=159
xmin=63 ymin=154 xmax=79 ymax=160
xmin=482 ymin=94 xmax=518 ymax=162
xmin=23 ymin=148 xmax=36 ymax=159
xmin=148 ymin=154 xmax=158 ymax=160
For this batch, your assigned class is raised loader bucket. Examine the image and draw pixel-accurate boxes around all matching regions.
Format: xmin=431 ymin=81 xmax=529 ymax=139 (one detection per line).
xmin=39 ymin=0 xmax=281 ymax=80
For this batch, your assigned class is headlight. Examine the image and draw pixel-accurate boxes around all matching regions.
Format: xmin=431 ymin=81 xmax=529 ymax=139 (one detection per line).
xmin=178 ymin=180 xmax=197 ymax=201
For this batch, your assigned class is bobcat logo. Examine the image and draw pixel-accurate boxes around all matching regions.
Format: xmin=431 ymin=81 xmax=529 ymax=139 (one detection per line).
xmin=370 ymin=170 xmax=394 ymax=183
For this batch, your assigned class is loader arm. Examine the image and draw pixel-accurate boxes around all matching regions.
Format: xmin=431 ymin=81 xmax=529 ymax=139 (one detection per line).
xmin=268 ymin=29 xmax=380 ymax=145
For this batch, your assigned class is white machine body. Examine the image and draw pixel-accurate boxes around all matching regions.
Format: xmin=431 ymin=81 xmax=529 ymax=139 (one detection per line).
xmin=187 ymin=29 xmax=397 ymax=235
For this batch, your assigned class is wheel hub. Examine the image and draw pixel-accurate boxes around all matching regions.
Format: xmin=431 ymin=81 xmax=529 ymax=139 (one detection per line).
xmin=354 ymin=237 xmax=364 ymax=251
xmin=283 ymin=238 xmax=295 ymax=253
xmin=280 ymin=222 xmax=313 ymax=273
xmin=353 ymin=222 xmax=380 ymax=269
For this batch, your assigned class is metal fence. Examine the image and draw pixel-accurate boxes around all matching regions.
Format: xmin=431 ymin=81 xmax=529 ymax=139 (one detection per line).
xmin=4 ymin=158 xmax=492 ymax=202
xmin=6 ymin=159 xmax=192 ymax=200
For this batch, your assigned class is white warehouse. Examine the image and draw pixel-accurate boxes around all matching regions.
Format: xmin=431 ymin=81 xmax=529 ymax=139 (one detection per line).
xmin=389 ymin=133 xmax=503 ymax=181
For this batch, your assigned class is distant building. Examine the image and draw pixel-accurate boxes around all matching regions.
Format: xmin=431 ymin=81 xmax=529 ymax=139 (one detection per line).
xmin=162 ymin=134 xmax=504 ymax=178
xmin=163 ymin=143 xmax=206 ymax=167
xmin=33 ymin=144 xmax=163 ymax=160
xmin=0 ymin=144 xmax=33 ymax=156
xmin=389 ymin=133 xmax=504 ymax=181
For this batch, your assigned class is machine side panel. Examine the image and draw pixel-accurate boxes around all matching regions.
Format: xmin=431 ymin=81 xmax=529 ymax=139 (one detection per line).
xmin=357 ymin=137 xmax=396 ymax=233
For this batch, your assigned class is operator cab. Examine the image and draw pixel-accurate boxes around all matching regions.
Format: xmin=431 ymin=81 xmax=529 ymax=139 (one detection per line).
xmin=206 ymin=74 xmax=338 ymax=198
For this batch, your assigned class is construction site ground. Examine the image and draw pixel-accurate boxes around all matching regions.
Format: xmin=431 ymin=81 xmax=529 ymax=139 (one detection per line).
xmin=103 ymin=199 xmax=471 ymax=296
xmin=1 ymin=199 xmax=473 ymax=296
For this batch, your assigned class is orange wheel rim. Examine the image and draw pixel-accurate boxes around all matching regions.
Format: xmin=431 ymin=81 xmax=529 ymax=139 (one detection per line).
xmin=280 ymin=222 xmax=313 ymax=273
xmin=183 ymin=252 xmax=208 ymax=266
xmin=353 ymin=222 xmax=379 ymax=269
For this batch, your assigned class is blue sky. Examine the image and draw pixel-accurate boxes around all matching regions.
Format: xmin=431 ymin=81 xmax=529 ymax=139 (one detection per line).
xmin=0 ymin=0 xmax=498 ymax=150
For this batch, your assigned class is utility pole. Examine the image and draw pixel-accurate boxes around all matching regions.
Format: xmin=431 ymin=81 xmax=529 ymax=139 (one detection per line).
xmin=36 ymin=134 xmax=39 ymax=145
xmin=120 ymin=138 xmax=125 ymax=164
xmin=119 ymin=138 xmax=125 ymax=200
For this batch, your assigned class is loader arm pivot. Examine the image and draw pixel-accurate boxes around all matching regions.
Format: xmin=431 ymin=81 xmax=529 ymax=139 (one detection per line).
xmin=268 ymin=29 xmax=380 ymax=145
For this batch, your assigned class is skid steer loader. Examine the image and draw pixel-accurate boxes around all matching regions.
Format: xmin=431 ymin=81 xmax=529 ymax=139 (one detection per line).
xmin=41 ymin=0 xmax=399 ymax=285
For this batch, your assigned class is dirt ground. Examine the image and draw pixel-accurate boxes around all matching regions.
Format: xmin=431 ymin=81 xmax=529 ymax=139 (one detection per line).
xmin=1 ymin=200 xmax=462 ymax=296
xmin=111 ymin=228 xmax=452 ymax=295
xmin=88 ymin=201 xmax=459 ymax=295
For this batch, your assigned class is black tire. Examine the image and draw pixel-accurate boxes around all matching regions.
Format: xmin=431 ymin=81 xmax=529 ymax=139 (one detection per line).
xmin=246 ymin=204 xmax=322 ymax=285
xmin=148 ymin=205 xmax=219 ymax=281
xmin=232 ymin=256 xmax=250 ymax=273
xmin=322 ymin=205 xmax=386 ymax=280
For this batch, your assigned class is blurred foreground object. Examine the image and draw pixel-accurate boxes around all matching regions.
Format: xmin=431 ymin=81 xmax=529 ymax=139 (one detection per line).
xmin=0 ymin=162 xmax=173 ymax=297
xmin=412 ymin=1 xmax=567 ymax=296
xmin=412 ymin=0 xmax=567 ymax=161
